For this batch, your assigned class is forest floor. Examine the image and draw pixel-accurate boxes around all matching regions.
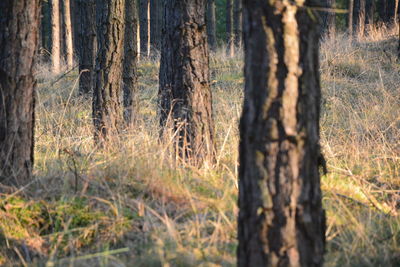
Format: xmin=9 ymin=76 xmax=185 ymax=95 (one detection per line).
xmin=1 ymin=26 xmax=400 ymax=266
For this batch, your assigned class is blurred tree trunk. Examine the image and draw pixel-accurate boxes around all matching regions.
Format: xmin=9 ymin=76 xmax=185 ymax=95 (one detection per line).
xmin=395 ymin=0 xmax=399 ymax=23
xmin=77 ymin=0 xmax=96 ymax=95
xmin=233 ymin=0 xmax=242 ymax=48
xmin=62 ymin=0 xmax=74 ymax=69
xmin=226 ymin=0 xmax=234 ymax=57
xmin=139 ymin=0 xmax=150 ymax=57
xmin=353 ymin=0 xmax=366 ymax=37
xmin=327 ymin=0 xmax=336 ymax=37
xmin=238 ymin=0 xmax=326 ymax=266
xmin=365 ymin=0 xmax=375 ymax=31
xmin=159 ymin=0 xmax=215 ymax=165
xmin=93 ymin=0 xmax=125 ymax=143
xmin=0 ymin=0 xmax=40 ymax=189
xmin=123 ymin=0 xmax=138 ymax=124
xmin=150 ymin=0 xmax=162 ymax=53
xmin=348 ymin=0 xmax=354 ymax=36
xmin=206 ymin=0 xmax=217 ymax=52
xmin=378 ymin=0 xmax=388 ymax=23
xmin=41 ymin=1 xmax=52 ymax=53
xmin=51 ymin=0 xmax=61 ymax=73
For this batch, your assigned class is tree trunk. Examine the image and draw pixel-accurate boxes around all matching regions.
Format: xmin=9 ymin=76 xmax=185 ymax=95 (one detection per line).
xmin=348 ymin=0 xmax=354 ymax=36
xmin=365 ymin=0 xmax=375 ymax=30
xmin=395 ymin=0 xmax=399 ymax=23
xmin=378 ymin=0 xmax=388 ymax=23
xmin=238 ymin=0 xmax=326 ymax=266
xmin=77 ymin=0 xmax=96 ymax=95
xmin=353 ymin=0 xmax=366 ymax=37
xmin=206 ymin=0 xmax=217 ymax=52
xmin=0 ymin=0 xmax=40 ymax=189
xmin=51 ymin=0 xmax=61 ymax=73
xmin=233 ymin=0 xmax=242 ymax=48
xmin=327 ymin=0 xmax=336 ymax=37
xmin=62 ymin=0 xmax=74 ymax=69
xmin=150 ymin=0 xmax=162 ymax=53
xmin=93 ymin=0 xmax=125 ymax=142
xmin=159 ymin=0 xmax=215 ymax=165
xmin=123 ymin=0 xmax=138 ymax=124
xmin=226 ymin=0 xmax=234 ymax=57
xmin=41 ymin=1 xmax=52 ymax=53
xmin=139 ymin=0 xmax=150 ymax=57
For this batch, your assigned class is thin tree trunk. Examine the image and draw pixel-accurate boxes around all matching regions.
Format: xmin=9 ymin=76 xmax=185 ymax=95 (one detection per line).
xmin=327 ymin=0 xmax=336 ymax=37
xmin=395 ymin=0 xmax=399 ymax=23
xmin=206 ymin=0 xmax=217 ymax=52
xmin=0 ymin=0 xmax=40 ymax=189
xmin=233 ymin=0 xmax=242 ymax=48
xmin=77 ymin=0 xmax=96 ymax=95
xmin=123 ymin=0 xmax=138 ymax=124
xmin=365 ymin=0 xmax=375 ymax=31
xmin=226 ymin=0 xmax=234 ymax=57
xmin=159 ymin=0 xmax=215 ymax=165
xmin=51 ymin=0 xmax=61 ymax=73
xmin=62 ymin=0 xmax=74 ymax=69
xmin=354 ymin=0 xmax=366 ymax=38
xmin=93 ymin=0 xmax=125 ymax=143
xmin=150 ymin=0 xmax=161 ymax=53
xmin=139 ymin=0 xmax=150 ymax=57
xmin=348 ymin=0 xmax=354 ymax=36
xmin=238 ymin=0 xmax=326 ymax=266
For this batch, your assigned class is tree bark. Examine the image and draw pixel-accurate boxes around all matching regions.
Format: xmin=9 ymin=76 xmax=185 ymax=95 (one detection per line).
xmin=62 ymin=0 xmax=74 ymax=69
xmin=77 ymin=0 xmax=96 ymax=95
xmin=233 ymin=0 xmax=242 ymax=48
xmin=0 ymin=0 xmax=40 ymax=189
xmin=238 ymin=0 xmax=326 ymax=266
xmin=226 ymin=0 xmax=234 ymax=57
xmin=353 ymin=0 xmax=366 ymax=37
xmin=139 ymin=0 xmax=150 ymax=57
xmin=150 ymin=0 xmax=162 ymax=53
xmin=159 ymin=0 xmax=216 ymax=165
xmin=123 ymin=0 xmax=138 ymax=124
xmin=206 ymin=0 xmax=217 ymax=52
xmin=93 ymin=0 xmax=125 ymax=143
xmin=365 ymin=0 xmax=375 ymax=29
xmin=51 ymin=0 xmax=61 ymax=73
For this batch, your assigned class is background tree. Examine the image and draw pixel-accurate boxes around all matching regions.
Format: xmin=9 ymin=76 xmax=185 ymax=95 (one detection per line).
xmin=62 ymin=0 xmax=74 ymax=69
xmin=365 ymin=0 xmax=375 ymax=31
xmin=353 ymin=0 xmax=366 ymax=37
xmin=327 ymin=0 xmax=336 ymax=37
xmin=348 ymin=0 xmax=354 ymax=36
xmin=51 ymin=0 xmax=61 ymax=73
xmin=226 ymin=0 xmax=234 ymax=57
xmin=159 ymin=0 xmax=215 ymax=165
xmin=206 ymin=0 xmax=217 ymax=52
xmin=123 ymin=0 xmax=139 ymax=124
xmin=139 ymin=0 xmax=150 ymax=57
xmin=76 ymin=0 xmax=96 ymax=95
xmin=233 ymin=0 xmax=242 ymax=48
xmin=150 ymin=0 xmax=162 ymax=52
xmin=238 ymin=0 xmax=326 ymax=265
xmin=0 ymin=0 xmax=40 ymax=188
xmin=93 ymin=0 xmax=125 ymax=142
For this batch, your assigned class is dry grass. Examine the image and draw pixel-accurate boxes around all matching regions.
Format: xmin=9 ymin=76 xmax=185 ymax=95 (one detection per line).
xmin=0 ymin=25 xmax=399 ymax=266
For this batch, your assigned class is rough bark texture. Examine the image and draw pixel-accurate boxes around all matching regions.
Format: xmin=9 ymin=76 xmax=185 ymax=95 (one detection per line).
xmin=123 ymin=0 xmax=138 ymax=124
xmin=93 ymin=0 xmax=125 ymax=142
xmin=62 ymin=0 xmax=74 ymax=69
xmin=226 ymin=0 xmax=235 ymax=57
xmin=353 ymin=0 xmax=366 ymax=37
xmin=159 ymin=0 xmax=215 ymax=165
xmin=206 ymin=0 xmax=217 ymax=52
xmin=348 ymin=0 xmax=354 ymax=35
xmin=77 ymin=0 xmax=96 ymax=95
xmin=234 ymin=0 xmax=242 ymax=48
xmin=150 ymin=0 xmax=162 ymax=52
xmin=238 ymin=0 xmax=326 ymax=266
xmin=139 ymin=0 xmax=150 ymax=57
xmin=51 ymin=0 xmax=61 ymax=73
xmin=0 ymin=0 xmax=40 ymax=188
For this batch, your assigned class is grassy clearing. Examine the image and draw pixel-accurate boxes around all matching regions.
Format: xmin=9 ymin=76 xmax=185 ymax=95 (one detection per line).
xmin=1 ymin=26 xmax=399 ymax=266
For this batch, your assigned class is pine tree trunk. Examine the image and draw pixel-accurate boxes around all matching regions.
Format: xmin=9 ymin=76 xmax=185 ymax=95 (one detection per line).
xmin=0 ymin=0 xmax=40 ymax=189
xmin=51 ymin=0 xmax=61 ymax=73
xmin=139 ymin=0 xmax=150 ymax=57
xmin=159 ymin=0 xmax=215 ymax=165
xmin=62 ymin=0 xmax=74 ymax=69
xmin=378 ymin=0 xmax=388 ymax=23
xmin=206 ymin=0 xmax=217 ymax=52
xmin=365 ymin=0 xmax=375 ymax=29
xmin=238 ymin=0 xmax=326 ymax=266
xmin=327 ymin=0 xmax=336 ymax=37
xmin=233 ymin=0 xmax=242 ymax=48
xmin=77 ymin=0 xmax=96 ymax=95
xmin=348 ymin=0 xmax=354 ymax=36
xmin=353 ymin=0 xmax=366 ymax=37
xmin=123 ymin=0 xmax=138 ymax=124
xmin=41 ymin=1 xmax=52 ymax=53
xmin=150 ymin=0 xmax=162 ymax=53
xmin=226 ymin=0 xmax=234 ymax=57
xmin=93 ymin=0 xmax=125 ymax=142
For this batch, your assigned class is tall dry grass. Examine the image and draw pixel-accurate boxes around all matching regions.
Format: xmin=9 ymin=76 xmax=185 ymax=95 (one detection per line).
xmin=0 ymin=25 xmax=399 ymax=266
